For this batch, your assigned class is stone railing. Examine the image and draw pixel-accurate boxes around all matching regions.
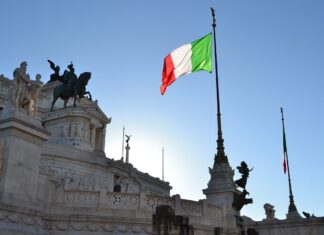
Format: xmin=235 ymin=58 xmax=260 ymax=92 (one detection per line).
xmin=180 ymin=199 xmax=203 ymax=216
xmin=63 ymin=190 xmax=222 ymax=221
xmin=146 ymin=195 xmax=172 ymax=212
xmin=106 ymin=192 xmax=140 ymax=209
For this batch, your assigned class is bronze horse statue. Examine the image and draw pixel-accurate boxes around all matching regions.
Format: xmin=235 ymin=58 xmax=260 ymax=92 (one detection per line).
xmin=51 ymin=72 xmax=92 ymax=111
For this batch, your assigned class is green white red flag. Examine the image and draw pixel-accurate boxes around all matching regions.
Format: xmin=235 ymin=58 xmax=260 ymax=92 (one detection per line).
xmin=282 ymin=115 xmax=288 ymax=174
xmin=160 ymin=33 xmax=212 ymax=95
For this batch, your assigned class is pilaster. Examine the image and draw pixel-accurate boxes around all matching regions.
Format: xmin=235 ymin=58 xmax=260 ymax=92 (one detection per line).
xmin=0 ymin=109 xmax=49 ymax=209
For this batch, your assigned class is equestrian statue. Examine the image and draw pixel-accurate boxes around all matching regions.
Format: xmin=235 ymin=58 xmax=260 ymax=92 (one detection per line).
xmin=48 ymin=60 xmax=92 ymax=111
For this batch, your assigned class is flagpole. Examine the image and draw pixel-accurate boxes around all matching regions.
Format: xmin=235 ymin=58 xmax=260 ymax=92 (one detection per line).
xmin=211 ymin=7 xmax=228 ymax=164
xmin=280 ymin=108 xmax=298 ymax=214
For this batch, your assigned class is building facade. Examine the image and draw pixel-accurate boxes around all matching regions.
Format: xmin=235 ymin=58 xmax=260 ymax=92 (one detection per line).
xmin=0 ymin=63 xmax=223 ymax=235
xmin=0 ymin=62 xmax=323 ymax=235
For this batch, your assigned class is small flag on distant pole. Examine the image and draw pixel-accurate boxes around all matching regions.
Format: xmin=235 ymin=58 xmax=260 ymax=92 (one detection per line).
xmin=282 ymin=124 xmax=287 ymax=174
xmin=281 ymin=108 xmax=287 ymax=174
xmin=160 ymin=33 xmax=212 ymax=95
xmin=280 ymin=107 xmax=299 ymax=215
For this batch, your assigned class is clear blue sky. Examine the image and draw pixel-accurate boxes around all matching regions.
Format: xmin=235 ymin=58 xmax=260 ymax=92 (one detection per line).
xmin=1 ymin=0 xmax=324 ymax=220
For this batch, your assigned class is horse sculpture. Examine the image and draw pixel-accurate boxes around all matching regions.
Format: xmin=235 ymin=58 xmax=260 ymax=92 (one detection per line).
xmin=51 ymin=72 xmax=92 ymax=111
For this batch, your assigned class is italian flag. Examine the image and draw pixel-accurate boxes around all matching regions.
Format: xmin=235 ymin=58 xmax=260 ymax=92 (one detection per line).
xmin=283 ymin=123 xmax=288 ymax=174
xmin=160 ymin=33 xmax=212 ymax=95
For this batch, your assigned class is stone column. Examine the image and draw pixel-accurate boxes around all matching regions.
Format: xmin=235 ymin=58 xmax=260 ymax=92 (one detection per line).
xmin=100 ymin=126 xmax=106 ymax=152
xmin=90 ymin=120 xmax=103 ymax=151
xmin=90 ymin=124 xmax=96 ymax=148
xmin=125 ymin=143 xmax=130 ymax=163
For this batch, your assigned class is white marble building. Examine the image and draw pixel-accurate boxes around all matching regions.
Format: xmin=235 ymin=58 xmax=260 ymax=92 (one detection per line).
xmin=0 ymin=62 xmax=323 ymax=235
xmin=0 ymin=63 xmax=224 ymax=235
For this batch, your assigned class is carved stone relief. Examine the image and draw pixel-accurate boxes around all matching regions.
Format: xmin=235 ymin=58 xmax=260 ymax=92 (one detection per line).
xmin=48 ymin=167 xmax=108 ymax=192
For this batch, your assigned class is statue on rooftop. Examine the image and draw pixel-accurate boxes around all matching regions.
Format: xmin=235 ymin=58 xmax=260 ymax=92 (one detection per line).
xmin=235 ymin=161 xmax=253 ymax=189
xmin=12 ymin=61 xmax=42 ymax=116
xmin=47 ymin=60 xmax=63 ymax=83
xmin=62 ymin=62 xmax=78 ymax=90
xmin=125 ymin=135 xmax=132 ymax=144
xmin=50 ymin=61 xmax=92 ymax=111
xmin=233 ymin=161 xmax=254 ymax=211
xmin=264 ymin=203 xmax=276 ymax=219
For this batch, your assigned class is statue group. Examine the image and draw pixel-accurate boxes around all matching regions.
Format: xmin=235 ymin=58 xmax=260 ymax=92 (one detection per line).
xmin=47 ymin=60 xmax=92 ymax=110
xmin=233 ymin=161 xmax=254 ymax=211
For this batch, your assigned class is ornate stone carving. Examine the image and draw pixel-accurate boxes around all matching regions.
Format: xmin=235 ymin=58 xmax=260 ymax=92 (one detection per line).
xmin=48 ymin=168 xmax=108 ymax=191
xmin=61 ymin=122 xmax=70 ymax=137
xmin=146 ymin=195 xmax=172 ymax=211
xmin=106 ymin=192 xmax=139 ymax=209
xmin=70 ymin=123 xmax=77 ymax=138
xmin=264 ymin=203 xmax=276 ymax=220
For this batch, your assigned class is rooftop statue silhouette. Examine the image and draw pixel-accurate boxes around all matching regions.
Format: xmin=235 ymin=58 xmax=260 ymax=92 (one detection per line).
xmin=233 ymin=161 xmax=254 ymax=211
xmin=235 ymin=161 xmax=253 ymax=189
xmin=48 ymin=60 xmax=92 ymax=111
xmin=125 ymin=135 xmax=131 ymax=145
xmin=47 ymin=60 xmax=63 ymax=83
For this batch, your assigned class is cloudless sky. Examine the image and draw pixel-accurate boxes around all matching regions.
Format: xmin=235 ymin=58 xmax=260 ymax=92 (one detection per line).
xmin=1 ymin=0 xmax=324 ymax=220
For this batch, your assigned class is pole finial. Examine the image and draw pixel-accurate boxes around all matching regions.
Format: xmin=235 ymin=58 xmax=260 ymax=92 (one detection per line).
xmin=211 ymin=7 xmax=216 ymax=27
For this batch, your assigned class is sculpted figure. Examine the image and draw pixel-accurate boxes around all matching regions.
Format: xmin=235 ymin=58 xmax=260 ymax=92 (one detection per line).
xmin=235 ymin=161 xmax=253 ymax=189
xmin=264 ymin=203 xmax=275 ymax=219
xmin=29 ymin=74 xmax=42 ymax=116
xmin=125 ymin=134 xmax=132 ymax=144
xmin=76 ymin=123 xmax=83 ymax=138
xmin=12 ymin=61 xmax=37 ymax=115
xmin=70 ymin=123 xmax=77 ymax=138
xmin=11 ymin=62 xmax=41 ymax=116
xmin=63 ymin=62 xmax=78 ymax=88
xmin=51 ymin=61 xmax=92 ymax=110
xmin=47 ymin=60 xmax=63 ymax=83
xmin=61 ymin=123 xmax=70 ymax=137
xmin=233 ymin=161 xmax=254 ymax=211
xmin=13 ymin=61 xmax=30 ymax=107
